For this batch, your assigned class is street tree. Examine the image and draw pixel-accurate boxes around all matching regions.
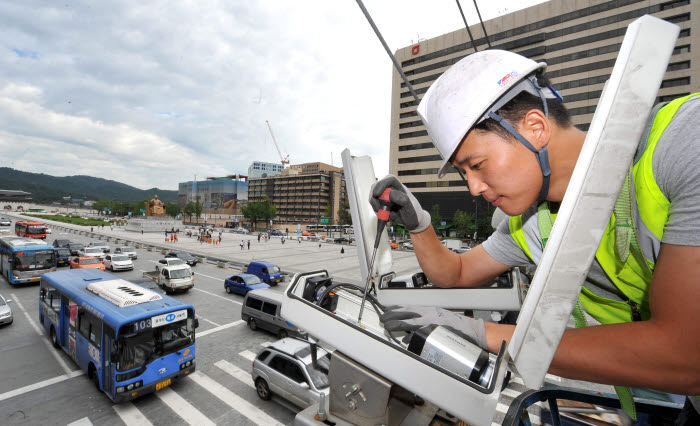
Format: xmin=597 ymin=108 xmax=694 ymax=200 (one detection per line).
xmin=337 ymin=199 xmax=352 ymax=225
xmin=193 ymin=196 xmax=203 ymax=220
xmin=431 ymin=204 xmax=442 ymax=231
xmin=452 ymin=209 xmax=474 ymax=237
xmin=165 ymin=202 xmax=180 ymax=218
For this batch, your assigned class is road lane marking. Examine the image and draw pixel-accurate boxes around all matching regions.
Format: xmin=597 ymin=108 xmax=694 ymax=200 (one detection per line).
xmin=192 ymin=287 xmax=242 ymax=305
xmin=67 ymin=417 xmax=93 ymax=426
xmin=239 ymin=350 xmax=256 ymax=362
xmin=0 ymin=370 xmax=84 ymax=402
xmin=200 ymin=317 xmax=220 ymax=327
xmin=196 ymin=320 xmax=244 ymax=338
xmin=112 ymin=402 xmax=154 ymax=426
xmin=11 ymin=293 xmax=72 ymax=375
xmin=215 ymin=360 xmax=254 ymax=388
xmin=194 ymin=271 xmax=236 ymax=280
xmin=189 ymin=372 xmax=285 ymax=426
xmin=260 ymin=342 xmax=271 ymax=347
xmin=155 ymin=387 xmax=215 ymax=426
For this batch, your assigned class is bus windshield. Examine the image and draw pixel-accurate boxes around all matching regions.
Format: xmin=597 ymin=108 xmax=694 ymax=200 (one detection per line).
xmin=117 ymin=316 xmax=195 ymax=371
xmin=27 ymin=225 xmax=46 ymax=234
xmin=13 ymin=250 xmax=56 ymax=270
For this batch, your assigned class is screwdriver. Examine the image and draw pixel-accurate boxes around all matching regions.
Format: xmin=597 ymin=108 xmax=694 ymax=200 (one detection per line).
xmin=358 ymin=188 xmax=393 ymax=324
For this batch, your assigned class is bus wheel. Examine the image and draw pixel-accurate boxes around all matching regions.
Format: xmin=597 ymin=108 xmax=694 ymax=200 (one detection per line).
xmin=50 ymin=326 xmax=60 ymax=348
xmin=248 ymin=318 xmax=257 ymax=331
xmin=89 ymin=364 xmax=99 ymax=389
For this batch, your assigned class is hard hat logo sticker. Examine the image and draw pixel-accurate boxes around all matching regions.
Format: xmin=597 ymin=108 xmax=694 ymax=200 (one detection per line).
xmin=497 ymin=71 xmax=518 ymax=87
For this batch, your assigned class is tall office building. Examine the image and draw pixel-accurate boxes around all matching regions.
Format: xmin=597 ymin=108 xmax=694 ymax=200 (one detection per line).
xmin=248 ymin=162 xmax=347 ymax=224
xmin=247 ymin=161 xmax=285 ymax=179
xmin=390 ymin=0 xmax=698 ymax=220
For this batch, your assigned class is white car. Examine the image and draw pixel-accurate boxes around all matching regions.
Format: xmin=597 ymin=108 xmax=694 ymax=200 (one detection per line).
xmin=78 ymin=246 xmax=106 ymax=260
xmin=155 ymin=257 xmax=187 ymax=271
xmin=232 ymin=226 xmax=250 ymax=234
xmin=401 ymin=241 xmax=414 ymax=250
xmin=45 ymin=227 xmax=52 ymax=234
xmin=104 ymin=254 xmax=134 ymax=271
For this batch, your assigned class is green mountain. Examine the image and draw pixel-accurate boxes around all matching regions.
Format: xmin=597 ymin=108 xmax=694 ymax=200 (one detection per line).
xmin=0 ymin=167 xmax=178 ymax=203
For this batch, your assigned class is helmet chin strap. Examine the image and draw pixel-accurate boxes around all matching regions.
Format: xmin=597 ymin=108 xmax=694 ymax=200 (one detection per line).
xmin=487 ymin=111 xmax=551 ymax=204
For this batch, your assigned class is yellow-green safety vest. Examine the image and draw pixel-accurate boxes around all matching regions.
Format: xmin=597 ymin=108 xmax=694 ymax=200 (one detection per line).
xmin=508 ymin=93 xmax=700 ymax=418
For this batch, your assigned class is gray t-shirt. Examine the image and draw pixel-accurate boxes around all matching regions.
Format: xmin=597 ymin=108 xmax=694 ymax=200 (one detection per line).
xmin=483 ymin=96 xmax=700 ymax=302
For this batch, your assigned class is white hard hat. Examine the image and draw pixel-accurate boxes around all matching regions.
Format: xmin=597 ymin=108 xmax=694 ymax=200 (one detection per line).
xmin=417 ymin=50 xmax=551 ymax=178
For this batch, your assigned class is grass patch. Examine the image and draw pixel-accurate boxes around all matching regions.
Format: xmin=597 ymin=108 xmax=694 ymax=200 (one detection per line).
xmin=26 ymin=214 xmax=110 ymax=227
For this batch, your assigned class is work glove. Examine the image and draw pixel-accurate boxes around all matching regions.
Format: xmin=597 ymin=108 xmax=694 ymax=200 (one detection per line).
xmin=369 ymin=175 xmax=431 ymax=233
xmin=380 ymin=305 xmax=487 ymax=349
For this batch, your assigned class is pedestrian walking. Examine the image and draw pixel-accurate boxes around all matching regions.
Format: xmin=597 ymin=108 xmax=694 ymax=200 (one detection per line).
xmin=281 ymin=237 xmax=285 ymax=245
xmin=298 ymin=238 xmax=301 ymax=244
xmin=91 ymin=226 xmax=93 ymax=232
xmin=247 ymin=240 xmax=250 ymax=250
xmin=257 ymin=233 xmax=261 ymax=242
xmin=240 ymin=240 xmax=244 ymax=250
xmin=340 ymin=247 xmax=345 ymax=257
xmin=219 ymin=235 xmax=222 ymax=244
xmin=141 ymin=230 xmax=144 ymax=235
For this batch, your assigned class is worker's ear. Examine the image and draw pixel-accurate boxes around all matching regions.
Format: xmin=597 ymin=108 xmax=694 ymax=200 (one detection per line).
xmin=520 ymin=109 xmax=551 ymax=150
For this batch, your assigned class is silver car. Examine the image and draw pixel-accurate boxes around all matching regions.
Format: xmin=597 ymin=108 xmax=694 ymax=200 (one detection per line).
xmin=78 ymin=246 xmax=106 ymax=260
xmin=114 ymin=246 xmax=137 ymax=259
xmin=0 ymin=295 xmax=13 ymax=326
xmin=252 ymin=338 xmax=330 ymax=408
xmin=89 ymin=241 xmax=111 ymax=253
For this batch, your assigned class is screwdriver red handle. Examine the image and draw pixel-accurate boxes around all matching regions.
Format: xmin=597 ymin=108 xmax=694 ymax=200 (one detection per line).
xmin=377 ymin=188 xmax=392 ymax=221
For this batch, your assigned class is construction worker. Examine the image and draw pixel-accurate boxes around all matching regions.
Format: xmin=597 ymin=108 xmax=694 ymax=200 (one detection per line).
xmin=371 ymin=50 xmax=700 ymax=421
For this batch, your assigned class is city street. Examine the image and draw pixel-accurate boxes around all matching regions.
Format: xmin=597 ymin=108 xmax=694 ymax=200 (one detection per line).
xmin=0 ymin=217 xmax=422 ymax=425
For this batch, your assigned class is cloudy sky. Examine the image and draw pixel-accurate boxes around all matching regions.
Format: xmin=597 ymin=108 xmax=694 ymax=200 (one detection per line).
xmin=0 ymin=0 xmax=546 ymax=190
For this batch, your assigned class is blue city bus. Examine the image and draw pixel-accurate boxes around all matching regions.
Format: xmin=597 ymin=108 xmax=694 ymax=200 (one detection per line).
xmin=40 ymin=269 xmax=197 ymax=402
xmin=0 ymin=236 xmax=57 ymax=285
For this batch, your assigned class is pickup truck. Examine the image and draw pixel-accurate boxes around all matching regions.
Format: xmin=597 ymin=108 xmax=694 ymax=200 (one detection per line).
xmin=143 ymin=263 xmax=194 ymax=293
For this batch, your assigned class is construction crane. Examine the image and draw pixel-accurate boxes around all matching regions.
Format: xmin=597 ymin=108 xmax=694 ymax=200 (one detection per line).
xmin=265 ymin=120 xmax=290 ymax=167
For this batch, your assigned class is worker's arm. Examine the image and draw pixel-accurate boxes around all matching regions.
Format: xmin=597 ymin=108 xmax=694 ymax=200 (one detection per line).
xmin=484 ymin=243 xmax=700 ymax=395
xmin=411 ymin=225 xmax=511 ymax=288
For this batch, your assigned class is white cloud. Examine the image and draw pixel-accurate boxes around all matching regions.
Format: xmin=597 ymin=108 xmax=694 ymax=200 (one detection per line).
xmin=0 ymin=0 xmax=548 ymax=190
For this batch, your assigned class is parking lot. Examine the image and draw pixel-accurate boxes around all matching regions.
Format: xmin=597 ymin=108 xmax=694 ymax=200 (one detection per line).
xmin=0 ymin=217 xmax=421 ymax=425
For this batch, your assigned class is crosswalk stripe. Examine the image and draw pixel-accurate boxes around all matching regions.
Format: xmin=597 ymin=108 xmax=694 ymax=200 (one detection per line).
xmin=260 ymin=342 xmax=271 ymax=347
xmin=67 ymin=417 xmax=93 ymax=426
xmin=155 ymin=386 xmax=215 ymax=426
xmin=215 ymin=360 xmax=255 ymax=388
xmin=239 ymin=350 xmax=256 ymax=361
xmin=197 ymin=320 xmax=245 ymax=338
xmin=189 ymin=372 xmax=285 ymax=426
xmin=112 ymin=402 xmax=154 ymax=426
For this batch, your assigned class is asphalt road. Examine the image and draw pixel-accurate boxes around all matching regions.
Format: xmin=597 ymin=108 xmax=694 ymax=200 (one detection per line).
xmin=0 ymin=229 xmax=302 ymax=425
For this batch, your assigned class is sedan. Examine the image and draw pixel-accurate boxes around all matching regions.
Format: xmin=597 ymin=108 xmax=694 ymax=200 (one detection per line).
xmin=166 ymin=251 xmax=198 ymax=266
xmin=0 ymin=295 xmax=13 ymax=326
xmin=54 ymin=247 xmax=72 ymax=267
xmin=67 ymin=243 xmax=85 ymax=256
xmin=224 ymin=274 xmax=270 ymax=296
xmin=114 ymin=246 xmax=138 ymax=259
xmin=78 ymin=246 xmax=106 ymax=260
xmin=89 ymin=241 xmax=111 ymax=253
xmin=333 ymin=237 xmax=352 ymax=244
xmin=70 ymin=257 xmax=106 ymax=271
xmin=232 ymin=226 xmax=250 ymax=234
xmin=269 ymin=229 xmax=284 ymax=236
xmin=103 ymin=254 xmax=134 ymax=271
